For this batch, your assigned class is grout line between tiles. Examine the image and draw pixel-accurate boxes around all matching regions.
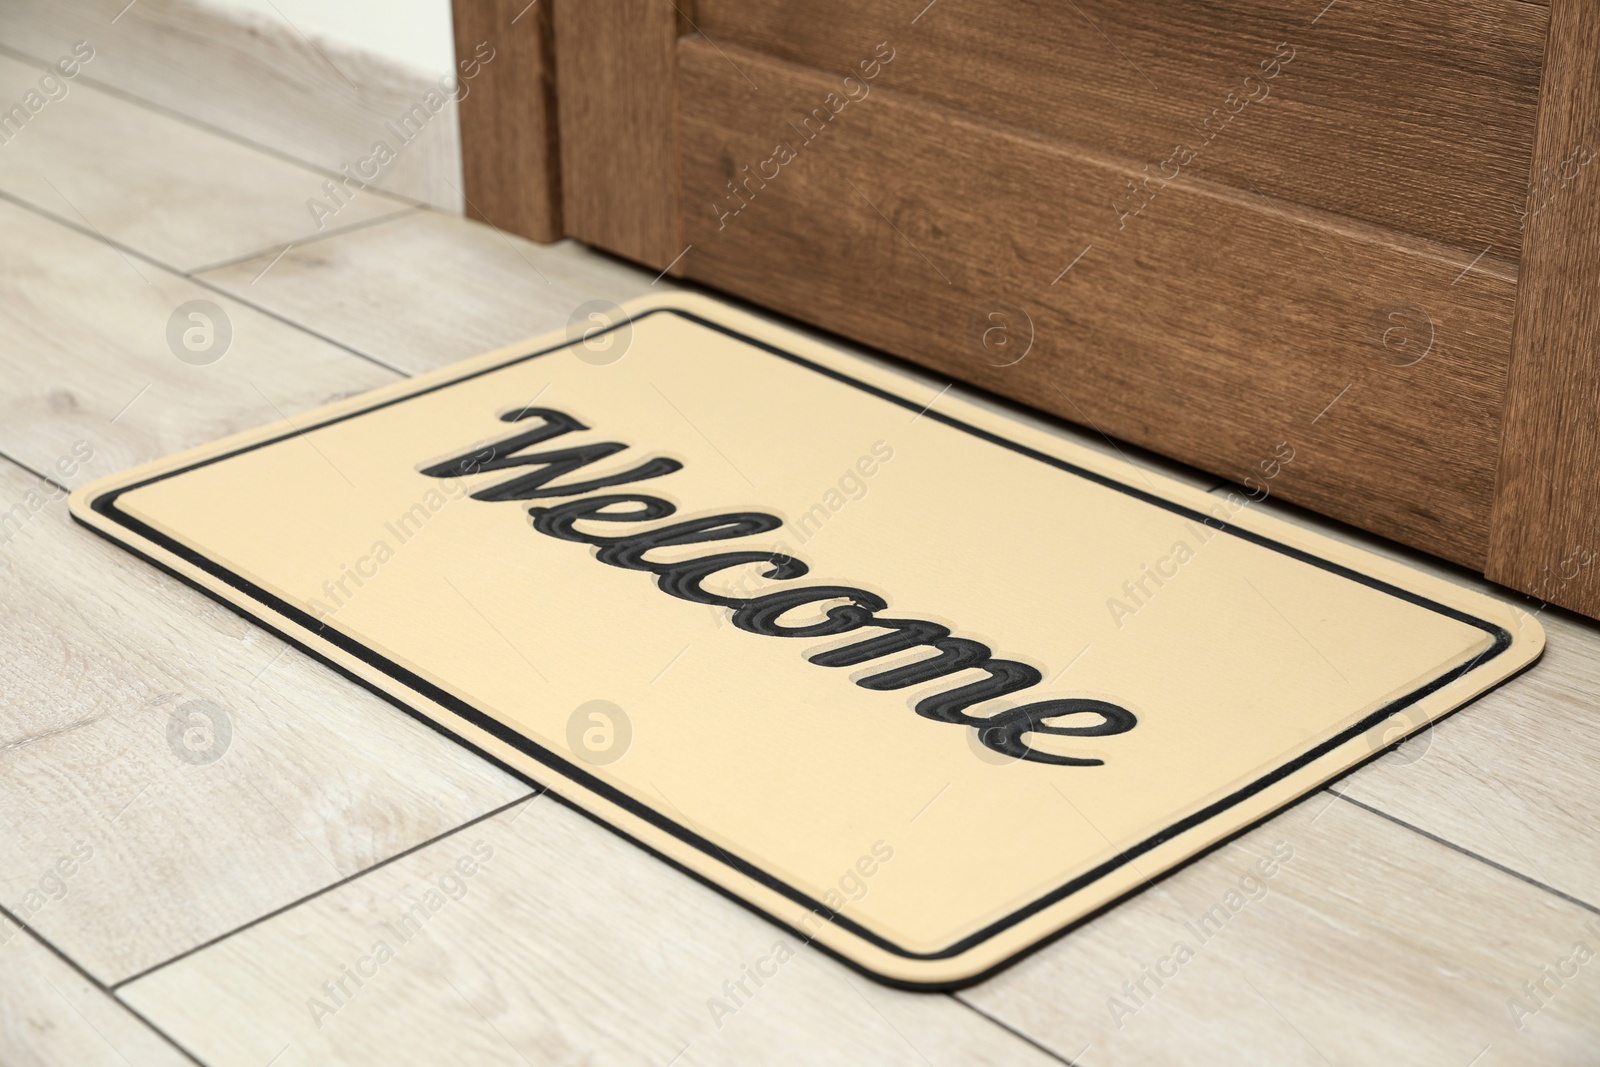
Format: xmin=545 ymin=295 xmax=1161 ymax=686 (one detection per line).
xmin=111 ymin=791 xmax=540 ymax=991
xmin=0 ymin=904 xmax=210 ymax=1067
xmin=181 ymin=271 xmax=413 ymax=377
xmin=183 ymin=205 xmax=425 ymax=277
xmin=1333 ymin=791 xmax=1600 ymax=918
xmin=0 ymin=189 xmax=414 ymax=380
xmin=950 ymin=995 xmax=1082 ymax=1065
xmin=0 ymin=188 xmax=184 ymax=272
xmin=0 ymin=40 xmax=435 ymax=214
xmin=0 ymin=448 xmax=73 ymax=495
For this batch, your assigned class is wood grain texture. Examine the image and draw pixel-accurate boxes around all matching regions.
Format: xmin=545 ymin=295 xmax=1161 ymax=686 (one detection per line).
xmin=551 ymin=0 xmax=687 ymax=270
xmin=452 ymin=0 xmax=563 ymax=242
xmin=678 ymin=40 xmax=1515 ymax=568
xmin=2 ymin=53 xmax=1597 ymax=1061
xmin=0 ymin=920 xmax=194 ymax=1067
xmin=0 ymin=198 xmax=395 ymax=489
xmin=698 ymin=0 xmax=1547 ymax=262
xmin=1344 ymin=608 xmax=1600 ymax=906
xmin=196 ymin=210 xmax=658 ymax=376
xmin=0 ymin=0 xmax=464 ymax=213
xmin=965 ymin=796 xmax=1600 ymax=1067
xmin=121 ymin=798 xmax=1060 ymax=1067
xmin=0 ymin=53 xmax=409 ymax=273
xmin=0 ymin=454 xmax=529 ymax=984
xmin=0 ymin=204 xmax=531 ymax=982
xmin=1216 ymin=485 xmax=1600 ymax=912
xmin=196 ymin=206 xmax=1221 ymax=491
xmin=1486 ymin=0 xmax=1600 ymax=618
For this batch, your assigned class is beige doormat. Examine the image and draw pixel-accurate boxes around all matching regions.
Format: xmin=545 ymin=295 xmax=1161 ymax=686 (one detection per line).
xmin=71 ymin=293 xmax=1541 ymax=987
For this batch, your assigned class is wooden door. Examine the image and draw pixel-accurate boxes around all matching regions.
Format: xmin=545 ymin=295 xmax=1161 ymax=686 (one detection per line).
xmin=453 ymin=0 xmax=1600 ymax=621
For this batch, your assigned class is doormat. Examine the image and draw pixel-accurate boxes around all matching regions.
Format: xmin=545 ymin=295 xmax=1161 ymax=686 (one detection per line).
xmin=71 ymin=293 xmax=1541 ymax=987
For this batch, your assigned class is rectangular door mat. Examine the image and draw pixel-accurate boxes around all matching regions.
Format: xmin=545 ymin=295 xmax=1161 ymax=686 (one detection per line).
xmin=71 ymin=293 xmax=1541 ymax=988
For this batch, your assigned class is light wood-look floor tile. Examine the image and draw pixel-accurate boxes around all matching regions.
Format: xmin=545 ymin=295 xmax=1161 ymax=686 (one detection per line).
xmin=0 ymin=0 xmax=462 ymax=211
xmin=0 ymin=52 xmax=409 ymax=273
xmin=964 ymin=795 xmax=1600 ymax=1066
xmin=0 ymin=918 xmax=195 ymax=1067
xmin=0 ymin=200 xmax=536 ymax=983
xmin=0 ymin=455 xmax=531 ymax=984
xmin=0 ymin=456 xmax=531 ymax=984
xmin=121 ymin=797 xmax=1058 ymax=1067
xmin=1336 ymin=604 xmax=1600 ymax=909
xmin=196 ymin=208 xmax=663 ymax=375
xmin=0 ymin=197 xmax=396 ymax=488
xmin=1203 ymin=486 xmax=1600 ymax=912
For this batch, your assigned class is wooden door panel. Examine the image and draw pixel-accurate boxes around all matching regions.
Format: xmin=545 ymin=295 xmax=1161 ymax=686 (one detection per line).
xmin=1487 ymin=0 xmax=1600 ymax=617
xmin=698 ymin=0 xmax=1547 ymax=262
xmin=452 ymin=0 xmax=562 ymax=242
xmin=460 ymin=0 xmax=1600 ymax=617
xmin=550 ymin=0 xmax=686 ymax=268
xmin=677 ymin=39 xmax=1514 ymax=567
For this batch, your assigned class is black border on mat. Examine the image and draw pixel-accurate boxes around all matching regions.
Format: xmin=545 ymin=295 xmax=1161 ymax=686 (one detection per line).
xmin=77 ymin=306 xmax=1513 ymax=971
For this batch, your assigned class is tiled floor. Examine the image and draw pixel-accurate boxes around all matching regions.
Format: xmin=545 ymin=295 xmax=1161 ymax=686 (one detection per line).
xmin=1 ymin=30 xmax=1597 ymax=1067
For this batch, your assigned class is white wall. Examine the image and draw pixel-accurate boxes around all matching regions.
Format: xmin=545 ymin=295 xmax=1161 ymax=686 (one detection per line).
xmin=202 ymin=0 xmax=457 ymax=75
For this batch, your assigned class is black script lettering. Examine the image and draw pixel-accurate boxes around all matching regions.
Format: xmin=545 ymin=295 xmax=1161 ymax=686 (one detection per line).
xmin=529 ymin=493 xmax=677 ymax=543
xmin=472 ymin=443 xmax=681 ymax=501
xmin=590 ymin=513 xmax=786 ymax=571
xmin=420 ymin=406 xmax=583 ymax=477
xmin=809 ymin=618 xmax=1045 ymax=732
xmin=809 ymin=617 xmax=991 ymax=687
xmin=420 ymin=407 xmax=682 ymax=500
xmin=427 ymin=405 xmax=1139 ymax=767
xmin=654 ymin=552 xmax=809 ymax=607
xmin=974 ymin=699 xmax=1138 ymax=766
xmin=530 ymin=499 xmax=808 ymax=604
xmin=912 ymin=660 xmax=1045 ymax=727
xmin=731 ymin=586 xmax=888 ymax=639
